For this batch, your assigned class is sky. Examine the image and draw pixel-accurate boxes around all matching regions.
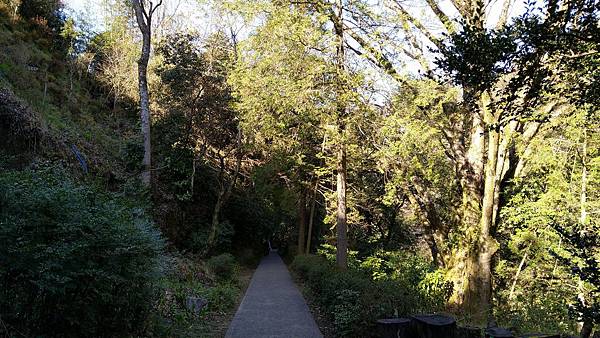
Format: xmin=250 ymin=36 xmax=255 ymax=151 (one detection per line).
xmin=62 ymin=0 xmax=531 ymax=83
xmin=63 ymin=0 xmax=531 ymax=32
xmin=63 ymin=0 xmax=212 ymax=34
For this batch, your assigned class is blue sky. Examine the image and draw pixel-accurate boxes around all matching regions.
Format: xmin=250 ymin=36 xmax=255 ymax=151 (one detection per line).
xmin=63 ymin=0 xmax=209 ymax=33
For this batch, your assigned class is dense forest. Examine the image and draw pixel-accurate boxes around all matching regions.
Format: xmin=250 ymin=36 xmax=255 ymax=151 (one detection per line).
xmin=0 ymin=0 xmax=598 ymax=337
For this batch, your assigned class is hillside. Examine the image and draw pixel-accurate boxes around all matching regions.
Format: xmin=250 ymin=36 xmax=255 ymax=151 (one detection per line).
xmin=0 ymin=5 xmax=256 ymax=337
xmin=0 ymin=8 xmax=139 ymax=180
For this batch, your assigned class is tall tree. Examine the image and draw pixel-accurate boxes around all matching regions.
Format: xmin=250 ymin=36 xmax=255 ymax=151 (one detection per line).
xmin=230 ymin=0 xmax=387 ymax=268
xmin=154 ymin=31 xmax=241 ymax=251
xmin=331 ymin=0 xmax=348 ymax=269
xmin=132 ymin=0 xmax=162 ymax=186
xmin=326 ymin=0 xmax=598 ymax=319
xmin=228 ymin=2 xmax=333 ymax=256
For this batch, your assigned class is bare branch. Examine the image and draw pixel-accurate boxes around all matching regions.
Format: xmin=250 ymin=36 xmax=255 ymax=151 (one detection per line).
xmin=345 ymin=28 xmax=414 ymax=89
xmin=424 ymin=0 xmax=457 ymax=33
xmin=496 ymin=0 xmax=514 ymax=28
xmin=390 ymin=0 xmax=443 ymax=50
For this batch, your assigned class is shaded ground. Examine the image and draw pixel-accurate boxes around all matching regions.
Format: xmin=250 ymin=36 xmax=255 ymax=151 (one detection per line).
xmin=226 ymin=252 xmax=323 ymax=338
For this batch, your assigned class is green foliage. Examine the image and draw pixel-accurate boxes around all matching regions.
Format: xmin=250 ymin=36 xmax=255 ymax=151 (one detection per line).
xmin=148 ymin=254 xmax=243 ymax=337
xmin=18 ymin=0 xmax=64 ymax=31
xmin=0 ymin=6 xmax=141 ymax=178
xmin=437 ymin=24 xmax=517 ymax=91
xmin=0 ymin=168 xmax=165 ymax=337
xmin=418 ymin=270 xmax=454 ymax=310
xmin=291 ymin=253 xmax=450 ymax=337
xmin=207 ymin=253 xmax=238 ymax=281
xmin=495 ymin=282 xmax=575 ymax=333
xmin=203 ymin=281 xmax=240 ymax=313
xmin=318 ymin=243 xmax=360 ymax=268
xmin=155 ymin=30 xmax=237 ymax=151
xmin=495 ymin=109 xmax=599 ymax=332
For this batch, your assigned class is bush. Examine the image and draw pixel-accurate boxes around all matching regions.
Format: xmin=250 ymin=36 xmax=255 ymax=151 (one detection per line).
xmin=146 ymin=252 xmax=245 ymax=337
xmin=203 ymin=282 xmax=240 ymax=313
xmin=291 ymin=253 xmax=450 ymax=337
xmin=418 ymin=270 xmax=453 ymax=310
xmin=0 ymin=168 xmax=165 ymax=337
xmin=207 ymin=253 xmax=237 ymax=281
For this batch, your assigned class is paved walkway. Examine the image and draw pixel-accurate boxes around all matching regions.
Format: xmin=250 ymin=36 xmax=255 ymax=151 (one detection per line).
xmin=225 ymin=251 xmax=323 ymax=338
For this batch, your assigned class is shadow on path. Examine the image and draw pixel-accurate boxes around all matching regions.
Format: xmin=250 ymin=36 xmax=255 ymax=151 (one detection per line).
xmin=225 ymin=251 xmax=323 ymax=338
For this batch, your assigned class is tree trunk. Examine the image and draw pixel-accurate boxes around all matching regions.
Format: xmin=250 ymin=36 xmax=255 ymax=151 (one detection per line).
xmin=580 ymin=320 xmax=593 ymax=338
xmin=336 ymin=139 xmax=348 ymax=269
xmin=210 ymin=190 xmax=224 ymax=247
xmin=208 ymin=129 xmax=243 ymax=250
xmin=492 ymin=120 xmax=518 ymax=224
xmin=305 ymin=179 xmax=318 ymax=254
xmin=132 ymin=0 xmax=158 ymax=187
xmin=208 ymin=157 xmax=227 ymax=249
xmin=298 ymin=189 xmax=307 ymax=256
xmin=580 ymin=127 xmax=587 ymax=225
xmin=334 ymin=0 xmax=348 ymax=270
xmin=475 ymin=117 xmax=500 ymax=319
xmin=138 ymin=40 xmax=151 ymax=187
xmin=449 ymin=106 xmax=485 ymax=311
xmin=508 ymin=244 xmax=530 ymax=301
xmin=406 ymin=183 xmax=444 ymax=267
xmin=579 ymin=127 xmax=592 ymax=338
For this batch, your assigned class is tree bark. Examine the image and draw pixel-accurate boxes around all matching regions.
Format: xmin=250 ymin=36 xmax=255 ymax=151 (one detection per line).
xmin=406 ymin=182 xmax=444 ymax=267
xmin=508 ymin=244 xmax=530 ymax=301
xmin=208 ymin=129 xmax=243 ymax=250
xmin=333 ymin=0 xmax=348 ymax=270
xmin=579 ymin=127 xmax=592 ymax=338
xmin=298 ymin=189 xmax=307 ymax=255
xmin=580 ymin=127 xmax=587 ymax=225
xmin=449 ymin=105 xmax=485 ymax=311
xmin=580 ymin=320 xmax=593 ymax=338
xmin=491 ymin=120 xmax=518 ymax=224
xmin=210 ymin=191 xmax=224 ymax=246
xmin=208 ymin=157 xmax=227 ymax=248
xmin=336 ymin=138 xmax=348 ymax=269
xmin=305 ymin=179 xmax=318 ymax=254
xmin=476 ymin=115 xmax=500 ymax=319
xmin=132 ymin=0 xmax=161 ymax=187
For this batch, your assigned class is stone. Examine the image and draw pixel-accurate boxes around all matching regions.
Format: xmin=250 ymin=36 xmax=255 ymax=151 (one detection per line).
xmin=185 ymin=296 xmax=208 ymax=316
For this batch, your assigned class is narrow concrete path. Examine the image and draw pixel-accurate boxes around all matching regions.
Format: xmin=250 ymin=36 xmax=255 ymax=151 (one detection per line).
xmin=225 ymin=251 xmax=323 ymax=338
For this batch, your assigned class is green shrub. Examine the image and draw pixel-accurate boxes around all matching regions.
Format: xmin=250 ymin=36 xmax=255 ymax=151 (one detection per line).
xmin=418 ymin=270 xmax=453 ymax=310
xmin=332 ymin=289 xmax=363 ymax=336
xmin=291 ymin=253 xmax=450 ymax=337
xmin=0 ymin=168 xmax=165 ymax=337
xmin=317 ymin=243 xmax=360 ymax=268
xmin=203 ymin=282 xmax=240 ymax=313
xmin=190 ymin=221 xmax=235 ymax=254
xmin=207 ymin=253 xmax=237 ymax=281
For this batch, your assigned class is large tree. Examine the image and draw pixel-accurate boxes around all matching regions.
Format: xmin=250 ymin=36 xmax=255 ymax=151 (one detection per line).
xmin=226 ymin=0 xmax=599 ymax=325
xmin=228 ymin=3 xmax=330 ymax=253
xmin=154 ymin=31 xmax=242 ymax=252
xmin=273 ymin=0 xmax=599 ymax=321
xmin=132 ymin=0 xmax=162 ymax=187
